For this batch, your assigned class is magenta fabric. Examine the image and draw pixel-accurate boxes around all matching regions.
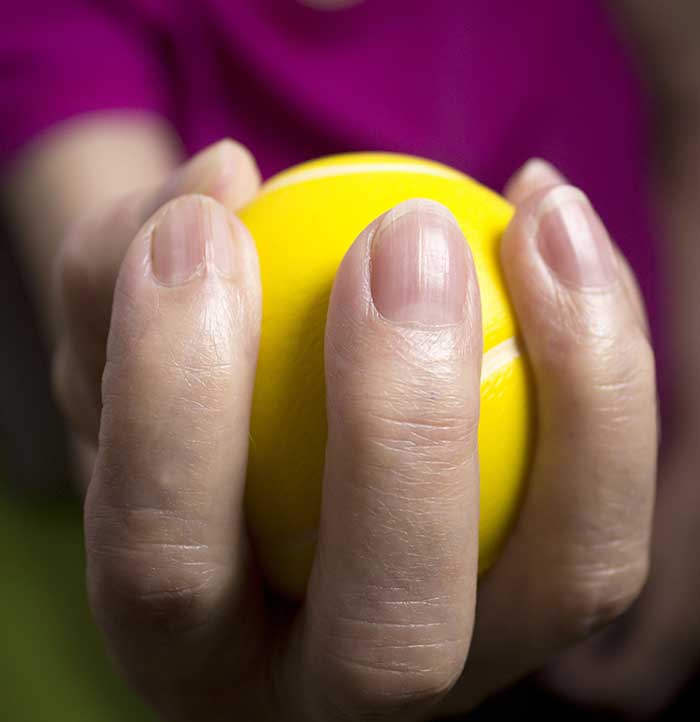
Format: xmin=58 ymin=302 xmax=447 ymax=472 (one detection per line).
xmin=0 ymin=0 xmax=663 ymax=377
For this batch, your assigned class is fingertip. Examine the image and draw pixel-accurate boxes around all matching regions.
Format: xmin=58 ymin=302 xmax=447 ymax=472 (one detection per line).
xmin=499 ymin=183 xmax=654 ymax=399
xmin=500 ymin=183 xmax=618 ymax=297
xmin=149 ymin=195 xmax=207 ymax=286
xmin=149 ymin=138 xmax=262 ymax=217
xmin=370 ymin=199 xmax=475 ymax=326
xmin=106 ymin=194 xmax=263 ymax=392
xmin=141 ymin=194 xmax=260 ymax=293
xmin=498 ymin=185 xmax=548 ymax=296
xmin=330 ymin=198 xmax=480 ymax=331
xmin=209 ymin=138 xmax=263 ymax=210
xmin=504 ymin=158 xmax=567 ymax=206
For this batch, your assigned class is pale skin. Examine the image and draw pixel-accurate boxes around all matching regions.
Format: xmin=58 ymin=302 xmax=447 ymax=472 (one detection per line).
xmin=0 ymin=3 xmax=696 ymax=720
xmin=544 ymin=2 xmax=700 ymax=717
xmin=3 ymin=129 xmax=657 ymax=721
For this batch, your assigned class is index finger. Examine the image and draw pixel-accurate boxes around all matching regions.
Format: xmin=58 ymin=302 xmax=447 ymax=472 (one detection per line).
xmin=85 ymin=195 xmax=265 ymax=709
xmin=53 ymin=140 xmax=261 ymax=441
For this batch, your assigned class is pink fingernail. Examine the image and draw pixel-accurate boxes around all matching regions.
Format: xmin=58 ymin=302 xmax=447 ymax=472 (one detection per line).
xmin=370 ymin=199 xmax=468 ymax=325
xmin=152 ymin=197 xmax=239 ymax=284
xmin=536 ymin=187 xmax=617 ymax=288
xmin=152 ymin=197 xmax=206 ymax=285
xmin=204 ymin=201 xmax=237 ymax=277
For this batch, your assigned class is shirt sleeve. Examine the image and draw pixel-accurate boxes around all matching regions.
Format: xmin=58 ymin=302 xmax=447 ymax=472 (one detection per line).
xmin=0 ymin=0 xmax=173 ymax=169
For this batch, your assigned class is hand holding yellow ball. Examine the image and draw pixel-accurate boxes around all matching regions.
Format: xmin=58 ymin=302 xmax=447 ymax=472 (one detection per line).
xmin=239 ymin=152 xmax=534 ymax=598
xmin=79 ymin=141 xmax=656 ymax=719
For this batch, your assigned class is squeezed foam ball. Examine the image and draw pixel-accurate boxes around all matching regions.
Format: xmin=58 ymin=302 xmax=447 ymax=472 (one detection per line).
xmin=238 ymin=153 xmax=534 ymax=598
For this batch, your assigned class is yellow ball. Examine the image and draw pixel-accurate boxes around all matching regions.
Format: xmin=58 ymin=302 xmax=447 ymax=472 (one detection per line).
xmin=239 ymin=152 xmax=534 ymax=599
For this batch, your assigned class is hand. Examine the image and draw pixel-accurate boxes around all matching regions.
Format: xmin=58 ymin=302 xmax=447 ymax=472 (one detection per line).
xmin=544 ymin=431 xmax=700 ymax=719
xmin=62 ymin=152 xmax=656 ymax=721
xmin=51 ymin=138 xmax=261 ymax=492
xmin=430 ymin=159 xmax=658 ymax=716
xmin=514 ymin=163 xmax=698 ymax=721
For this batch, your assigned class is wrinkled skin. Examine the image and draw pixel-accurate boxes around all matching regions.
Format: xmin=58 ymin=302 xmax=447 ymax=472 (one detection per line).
xmin=51 ymin=141 xmax=657 ymax=722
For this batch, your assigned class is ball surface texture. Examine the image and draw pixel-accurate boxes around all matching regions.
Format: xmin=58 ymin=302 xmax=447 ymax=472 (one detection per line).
xmin=238 ymin=152 xmax=533 ymax=598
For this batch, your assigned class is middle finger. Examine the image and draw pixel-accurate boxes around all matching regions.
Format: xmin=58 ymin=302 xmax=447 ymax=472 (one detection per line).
xmin=291 ymin=199 xmax=483 ymax=720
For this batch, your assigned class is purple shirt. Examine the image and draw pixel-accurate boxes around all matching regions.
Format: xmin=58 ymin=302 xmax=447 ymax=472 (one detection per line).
xmin=0 ymin=0 xmax=663 ymax=375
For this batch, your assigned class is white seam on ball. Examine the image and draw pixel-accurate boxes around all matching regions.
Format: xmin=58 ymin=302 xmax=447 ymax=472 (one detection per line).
xmin=481 ymin=336 xmax=522 ymax=383
xmin=259 ymin=161 xmax=466 ymax=196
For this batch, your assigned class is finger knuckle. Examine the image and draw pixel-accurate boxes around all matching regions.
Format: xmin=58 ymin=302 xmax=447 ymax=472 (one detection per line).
xmin=327 ymin=328 xmax=478 ymax=451
xmin=88 ymin=565 xmax=209 ymax=635
xmin=317 ymin=650 xmax=463 ymax=720
xmin=368 ymin=391 xmax=475 ymax=455
xmin=592 ymin=331 xmax=655 ymax=401
xmin=85 ymin=503 xmax=223 ymax=635
xmin=307 ymin=595 xmax=468 ymax=719
xmin=541 ymin=305 xmax=655 ymax=414
xmin=556 ymin=553 xmax=649 ymax=639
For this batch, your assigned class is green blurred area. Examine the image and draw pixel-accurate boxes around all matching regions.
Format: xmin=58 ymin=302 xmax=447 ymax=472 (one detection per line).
xmin=0 ymin=475 xmax=154 ymax=722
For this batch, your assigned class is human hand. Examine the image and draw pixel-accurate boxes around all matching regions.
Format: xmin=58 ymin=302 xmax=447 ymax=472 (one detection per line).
xmin=509 ymin=162 xmax=698 ymax=721
xmin=544 ymin=432 xmax=700 ymax=719
xmin=428 ymin=159 xmax=658 ymax=717
xmin=68 ymin=153 xmax=656 ymax=721
xmin=51 ymin=138 xmax=261 ymax=492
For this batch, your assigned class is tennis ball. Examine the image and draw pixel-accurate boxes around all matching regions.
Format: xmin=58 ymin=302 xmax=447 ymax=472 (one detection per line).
xmin=238 ymin=152 xmax=534 ymax=599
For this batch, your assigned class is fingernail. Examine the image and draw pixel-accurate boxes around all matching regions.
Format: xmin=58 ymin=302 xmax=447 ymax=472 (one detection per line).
xmin=152 ymin=198 xmax=205 ymax=285
xmin=152 ymin=197 xmax=235 ymax=284
xmin=206 ymin=203 xmax=237 ymax=277
xmin=536 ymin=187 xmax=617 ymax=288
xmin=370 ymin=199 xmax=468 ymax=324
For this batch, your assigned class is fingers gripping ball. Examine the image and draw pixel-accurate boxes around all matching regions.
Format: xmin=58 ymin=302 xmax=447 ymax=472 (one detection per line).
xmin=239 ymin=153 xmax=534 ymax=599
